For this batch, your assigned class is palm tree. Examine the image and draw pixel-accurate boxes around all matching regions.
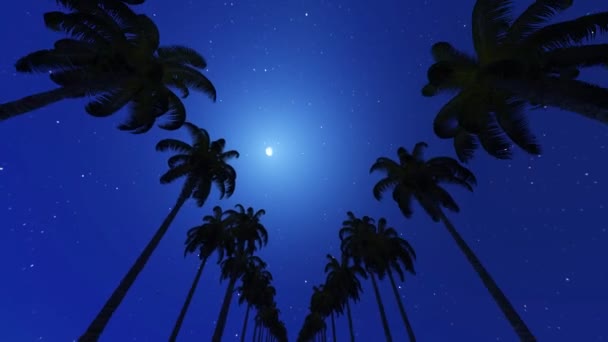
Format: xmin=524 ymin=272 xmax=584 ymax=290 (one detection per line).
xmin=422 ymin=0 xmax=608 ymax=161
xmin=0 ymin=2 xmax=216 ymax=134
xmin=375 ymin=218 xmax=417 ymax=342
xmin=79 ymin=123 xmax=238 ymax=341
xmin=212 ymin=251 xmax=265 ymax=342
xmin=324 ymin=254 xmax=366 ymax=342
xmin=237 ymin=260 xmax=274 ymax=342
xmin=339 ymin=212 xmax=393 ymax=342
xmin=211 ymin=204 xmax=269 ymax=342
xmin=169 ymin=206 xmax=233 ymax=342
xmin=225 ymin=204 xmax=269 ymax=254
xmin=371 ymin=143 xmax=535 ymax=341
xmin=309 ymin=285 xmax=335 ymax=341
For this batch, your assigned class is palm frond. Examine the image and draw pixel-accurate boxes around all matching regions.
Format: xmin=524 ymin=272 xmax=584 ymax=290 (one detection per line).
xmin=164 ymin=63 xmax=217 ymax=101
xmin=472 ymin=0 xmax=513 ymax=60
xmin=524 ymin=12 xmax=608 ymax=49
xmin=15 ymin=49 xmax=93 ymax=73
xmin=156 ymin=90 xmax=187 ymax=131
xmin=507 ymin=0 xmax=573 ymax=42
xmin=495 ymin=98 xmax=541 ymax=155
xmin=431 ymin=41 xmax=478 ymax=65
xmin=157 ymin=46 xmax=208 ymax=68
xmin=160 ymin=164 xmax=189 ymax=184
xmin=85 ymin=83 xmax=139 ymax=117
xmin=453 ymin=129 xmax=479 ymax=163
xmin=372 ymin=177 xmax=397 ymax=200
xmin=156 ymin=139 xmax=192 ymax=153
xmin=543 ymin=44 xmax=608 ymax=69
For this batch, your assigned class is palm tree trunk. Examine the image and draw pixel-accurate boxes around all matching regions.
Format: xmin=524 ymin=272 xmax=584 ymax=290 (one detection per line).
xmin=169 ymin=257 xmax=208 ymax=342
xmin=240 ymin=304 xmax=251 ymax=342
xmin=0 ymin=86 xmax=85 ymax=120
xmin=345 ymin=299 xmax=355 ymax=342
xmin=369 ymin=272 xmax=392 ymax=342
xmin=438 ymin=211 xmax=536 ymax=342
xmin=79 ymin=187 xmax=191 ymax=341
xmin=331 ymin=312 xmax=337 ymax=342
xmin=252 ymin=321 xmax=259 ymax=342
xmin=387 ymin=269 xmax=416 ymax=342
xmin=211 ymin=275 xmax=238 ymax=342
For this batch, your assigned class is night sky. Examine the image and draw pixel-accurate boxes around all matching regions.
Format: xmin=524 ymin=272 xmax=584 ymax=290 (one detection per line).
xmin=1 ymin=1 xmax=607 ymax=341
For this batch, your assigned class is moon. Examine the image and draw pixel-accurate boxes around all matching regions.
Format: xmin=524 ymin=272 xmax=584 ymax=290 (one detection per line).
xmin=265 ymin=146 xmax=273 ymax=157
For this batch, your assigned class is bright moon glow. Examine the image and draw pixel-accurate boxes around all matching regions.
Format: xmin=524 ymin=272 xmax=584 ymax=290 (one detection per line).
xmin=265 ymin=146 xmax=273 ymax=156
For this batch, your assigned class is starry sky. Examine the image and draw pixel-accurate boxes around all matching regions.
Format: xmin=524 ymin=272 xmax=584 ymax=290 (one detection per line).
xmin=1 ymin=1 xmax=607 ymax=341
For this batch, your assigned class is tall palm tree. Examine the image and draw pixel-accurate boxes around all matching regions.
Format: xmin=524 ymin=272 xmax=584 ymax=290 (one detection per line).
xmin=225 ymin=204 xmax=269 ymax=254
xmin=79 ymin=123 xmax=237 ymax=341
xmin=211 ymin=204 xmax=268 ymax=342
xmin=212 ymin=251 xmax=265 ymax=342
xmin=324 ymin=253 xmax=366 ymax=342
xmin=0 ymin=2 xmax=215 ymax=134
xmin=237 ymin=260 xmax=274 ymax=342
xmin=422 ymin=0 xmax=608 ymax=161
xmin=371 ymin=143 xmax=535 ymax=341
xmin=375 ymin=218 xmax=417 ymax=342
xmin=309 ymin=285 xmax=336 ymax=342
xmin=169 ymin=206 xmax=233 ymax=342
xmin=340 ymin=212 xmax=393 ymax=342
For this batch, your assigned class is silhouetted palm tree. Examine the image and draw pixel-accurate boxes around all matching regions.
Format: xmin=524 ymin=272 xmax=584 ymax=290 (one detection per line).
xmin=423 ymin=0 xmax=608 ymax=161
xmin=169 ymin=206 xmax=233 ymax=342
xmin=371 ymin=143 xmax=535 ymax=341
xmin=324 ymin=253 xmax=366 ymax=342
xmin=225 ymin=204 xmax=269 ymax=254
xmin=310 ymin=285 xmax=336 ymax=341
xmin=375 ymin=217 xmax=417 ymax=342
xmin=0 ymin=3 xmax=215 ymax=133
xmin=340 ymin=212 xmax=393 ymax=342
xmin=213 ymin=251 xmax=265 ymax=342
xmin=79 ymin=123 xmax=237 ymax=341
xmin=237 ymin=260 xmax=274 ymax=342
xmin=211 ymin=205 xmax=268 ymax=342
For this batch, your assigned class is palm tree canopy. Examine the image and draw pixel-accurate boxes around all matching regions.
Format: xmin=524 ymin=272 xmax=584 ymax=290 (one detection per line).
xmin=422 ymin=0 xmax=608 ymax=161
xmin=184 ymin=206 xmax=234 ymax=262
xmin=156 ymin=123 xmax=239 ymax=206
xmin=370 ymin=143 xmax=476 ymax=221
xmin=225 ymin=204 xmax=269 ymax=254
xmin=5 ymin=2 xmax=215 ymax=133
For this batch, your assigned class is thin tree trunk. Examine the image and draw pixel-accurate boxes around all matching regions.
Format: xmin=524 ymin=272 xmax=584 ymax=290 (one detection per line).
xmin=169 ymin=257 xmax=208 ymax=342
xmin=369 ymin=272 xmax=392 ymax=342
xmin=345 ymin=299 xmax=355 ymax=342
xmin=331 ymin=312 xmax=337 ymax=342
xmin=438 ymin=211 xmax=535 ymax=342
xmin=79 ymin=188 xmax=191 ymax=341
xmin=0 ymin=86 xmax=85 ymax=120
xmin=211 ymin=275 xmax=238 ymax=342
xmin=387 ymin=269 xmax=416 ymax=342
xmin=240 ymin=304 xmax=251 ymax=342
xmin=252 ymin=321 xmax=258 ymax=342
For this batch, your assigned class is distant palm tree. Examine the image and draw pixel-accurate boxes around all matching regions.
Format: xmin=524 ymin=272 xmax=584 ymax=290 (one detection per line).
xmin=79 ymin=123 xmax=237 ymax=341
xmin=169 ymin=206 xmax=233 ymax=342
xmin=375 ymin=217 xmax=417 ymax=342
xmin=310 ymin=285 xmax=336 ymax=341
xmin=237 ymin=260 xmax=274 ymax=342
xmin=0 ymin=2 xmax=215 ymax=133
xmin=225 ymin=204 xmax=269 ymax=254
xmin=422 ymin=0 xmax=608 ymax=161
xmin=211 ymin=205 xmax=268 ymax=342
xmin=340 ymin=212 xmax=393 ymax=342
xmin=324 ymin=254 xmax=366 ymax=342
xmin=56 ymin=0 xmax=145 ymax=10
xmin=213 ymin=251 xmax=265 ymax=342
xmin=371 ymin=143 xmax=535 ymax=341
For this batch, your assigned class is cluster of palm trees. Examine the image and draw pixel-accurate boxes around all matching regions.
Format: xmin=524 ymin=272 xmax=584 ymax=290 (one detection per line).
xmin=1 ymin=0 xmax=607 ymax=341
xmin=297 ymin=214 xmax=416 ymax=342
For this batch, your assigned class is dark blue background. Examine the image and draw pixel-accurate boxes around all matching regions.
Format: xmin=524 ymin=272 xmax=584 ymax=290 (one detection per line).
xmin=0 ymin=1 xmax=606 ymax=341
